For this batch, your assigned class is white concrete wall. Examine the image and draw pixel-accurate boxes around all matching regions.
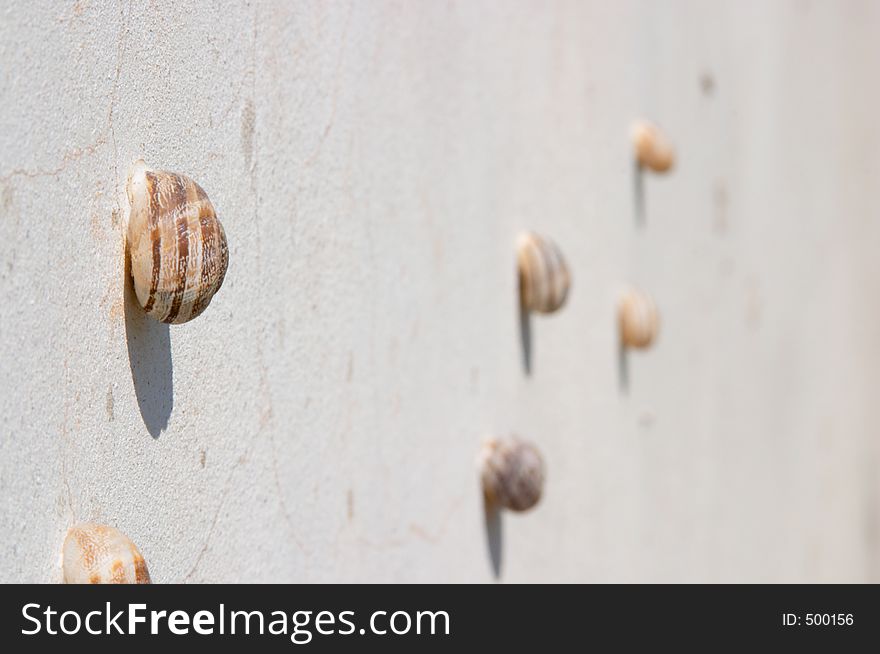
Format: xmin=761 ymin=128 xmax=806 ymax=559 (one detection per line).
xmin=2 ymin=0 xmax=879 ymax=583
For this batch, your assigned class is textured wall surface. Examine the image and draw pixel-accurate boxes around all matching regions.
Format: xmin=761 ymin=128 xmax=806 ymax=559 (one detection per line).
xmin=2 ymin=0 xmax=879 ymax=583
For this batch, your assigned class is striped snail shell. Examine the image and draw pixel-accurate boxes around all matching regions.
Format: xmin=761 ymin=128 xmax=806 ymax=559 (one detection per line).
xmin=62 ymin=523 xmax=151 ymax=584
xmin=126 ymin=160 xmax=229 ymax=324
xmin=619 ymin=287 xmax=660 ymax=349
xmin=479 ymin=436 xmax=545 ymax=512
xmin=517 ymin=232 xmax=571 ymax=314
xmin=631 ymin=120 xmax=675 ymax=173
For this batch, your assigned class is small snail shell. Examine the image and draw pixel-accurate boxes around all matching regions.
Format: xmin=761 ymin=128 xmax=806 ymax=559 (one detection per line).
xmin=126 ymin=160 xmax=229 ymax=324
xmin=478 ymin=437 xmax=545 ymax=512
xmin=619 ymin=287 xmax=660 ymax=349
xmin=631 ymin=120 xmax=675 ymax=173
xmin=517 ymin=232 xmax=571 ymax=314
xmin=62 ymin=523 xmax=151 ymax=584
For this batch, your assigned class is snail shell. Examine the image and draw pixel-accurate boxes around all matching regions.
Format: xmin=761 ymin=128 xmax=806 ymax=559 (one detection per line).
xmin=517 ymin=232 xmax=571 ymax=314
xmin=619 ymin=287 xmax=660 ymax=349
xmin=479 ymin=437 xmax=545 ymax=512
xmin=126 ymin=160 xmax=229 ymax=324
xmin=62 ymin=523 xmax=151 ymax=584
xmin=631 ymin=120 xmax=675 ymax=173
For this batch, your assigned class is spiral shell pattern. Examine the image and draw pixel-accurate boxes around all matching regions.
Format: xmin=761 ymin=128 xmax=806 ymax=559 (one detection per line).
xmin=479 ymin=437 xmax=545 ymax=512
xmin=517 ymin=232 xmax=571 ymax=314
xmin=62 ymin=523 xmax=151 ymax=584
xmin=631 ymin=120 xmax=675 ymax=173
xmin=619 ymin=287 xmax=660 ymax=349
xmin=127 ymin=160 xmax=229 ymax=324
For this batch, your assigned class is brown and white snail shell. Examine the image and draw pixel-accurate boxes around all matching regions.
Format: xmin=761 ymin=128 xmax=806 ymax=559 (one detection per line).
xmin=631 ymin=120 xmax=675 ymax=173
xmin=62 ymin=523 xmax=151 ymax=584
xmin=478 ymin=436 xmax=545 ymax=512
xmin=517 ymin=232 xmax=571 ymax=314
xmin=619 ymin=287 xmax=660 ymax=349
xmin=126 ymin=160 xmax=229 ymax=324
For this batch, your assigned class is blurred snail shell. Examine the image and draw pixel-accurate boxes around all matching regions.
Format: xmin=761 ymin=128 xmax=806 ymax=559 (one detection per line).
xmin=126 ymin=160 xmax=229 ymax=324
xmin=631 ymin=120 xmax=675 ymax=173
xmin=478 ymin=436 xmax=545 ymax=512
xmin=62 ymin=523 xmax=151 ymax=584
xmin=517 ymin=232 xmax=571 ymax=314
xmin=619 ymin=287 xmax=660 ymax=349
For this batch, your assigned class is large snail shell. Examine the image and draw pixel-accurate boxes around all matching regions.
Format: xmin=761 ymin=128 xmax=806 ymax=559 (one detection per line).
xmin=126 ymin=160 xmax=229 ymax=324
xmin=517 ymin=232 xmax=571 ymax=314
xmin=62 ymin=523 xmax=151 ymax=584
xmin=631 ymin=120 xmax=675 ymax=173
xmin=479 ymin=437 xmax=545 ymax=512
xmin=619 ymin=287 xmax=660 ymax=349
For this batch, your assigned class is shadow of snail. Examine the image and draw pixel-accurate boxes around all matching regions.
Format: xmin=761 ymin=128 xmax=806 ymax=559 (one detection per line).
xmin=123 ymin=160 xmax=230 ymax=438
xmin=616 ymin=286 xmax=660 ymax=392
xmin=478 ymin=436 xmax=546 ymax=578
xmin=516 ymin=232 xmax=571 ymax=375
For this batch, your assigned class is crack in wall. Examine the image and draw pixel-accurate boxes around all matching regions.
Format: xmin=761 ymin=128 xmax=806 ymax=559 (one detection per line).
xmin=302 ymin=1 xmax=353 ymax=168
xmin=0 ymin=0 xmax=132 ymax=186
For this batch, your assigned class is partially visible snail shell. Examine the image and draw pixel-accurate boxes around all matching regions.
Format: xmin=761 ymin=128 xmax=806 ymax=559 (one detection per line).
xmin=126 ymin=160 xmax=229 ymax=324
xmin=631 ymin=120 xmax=675 ymax=173
xmin=619 ymin=287 xmax=660 ymax=349
xmin=517 ymin=232 xmax=571 ymax=314
xmin=478 ymin=436 xmax=545 ymax=512
xmin=62 ymin=523 xmax=151 ymax=584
